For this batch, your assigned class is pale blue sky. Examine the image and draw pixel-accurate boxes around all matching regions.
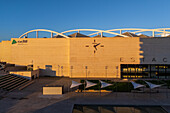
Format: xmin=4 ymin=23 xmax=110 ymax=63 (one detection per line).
xmin=0 ymin=0 xmax=170 ymax=40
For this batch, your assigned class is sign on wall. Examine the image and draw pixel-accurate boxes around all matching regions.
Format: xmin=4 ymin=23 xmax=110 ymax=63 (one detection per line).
xmin=12 ymin=39 xmax=28 ymax=45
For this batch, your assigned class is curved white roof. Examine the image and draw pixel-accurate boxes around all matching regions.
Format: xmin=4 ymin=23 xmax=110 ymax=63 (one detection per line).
xmin=18 ymin=28 xmax=170 ymax=38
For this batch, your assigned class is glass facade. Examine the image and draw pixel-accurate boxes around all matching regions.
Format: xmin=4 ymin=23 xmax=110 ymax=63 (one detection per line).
xmin=121 ymin=64 xmax=170 ymax=79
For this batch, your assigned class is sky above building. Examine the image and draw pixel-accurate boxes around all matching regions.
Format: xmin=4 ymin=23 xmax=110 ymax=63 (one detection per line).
xmin=0 ymin=0 xmax=170 ymax=40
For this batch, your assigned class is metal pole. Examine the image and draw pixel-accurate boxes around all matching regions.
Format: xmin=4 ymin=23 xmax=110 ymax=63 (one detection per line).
xmin=166 ymin=84 xmax=168 ymax=98
xmin=58 ymin=65 xmax=60 ymax=76
xmin=104 ymin=66 xmax=107 ymax=97
xmin=69 ymin=66 xmax=73 ymax=103
xmin=105 ymin=66 xmax=108 ymax=81
xmin=61 ymin=66 xmax=63 ymax=76
xmin=67 ymin=81 xmax=69 ymax=106
xmin=70 ymin=66 xmax=73 ymax=78
xmin=84 ymin=66 xmax=88 ymax=96
xmin=84 ymin=79 xmax=85 ymax=97
xmin=100 ymin=80 xmax=101 ymax=97
xmin=68 ymin=82 xmax=69 ymax=93
xmin=116 ymin=66 xmax=118 ymax=97
xmin=149 ymin=81 xmax=151 ymax=98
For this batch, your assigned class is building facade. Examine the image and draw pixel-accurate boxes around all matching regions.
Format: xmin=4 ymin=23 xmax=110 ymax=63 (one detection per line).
xmin=1 ymin=29 xmax=170 ymax=79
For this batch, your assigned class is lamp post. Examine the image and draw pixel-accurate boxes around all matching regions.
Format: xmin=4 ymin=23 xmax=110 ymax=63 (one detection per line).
xmin=105 ymin=66 xmax=108 ymax=81
xmin=61 ymin=66 xmax=63 ymax=76
xmin=116 ymin=66 xmax=118 ymax=97
xmin=69 ymin=66 xmax=73 ymax=93
xmin=84 ymin=66 xmax=88 ymax=96
xmin=85 ymin=66 xmax=88 ymax=79
xmin=70 ymin=66 xmax=73 ymax=78
xmin=58 ymin=65 xmax=60 ymax=76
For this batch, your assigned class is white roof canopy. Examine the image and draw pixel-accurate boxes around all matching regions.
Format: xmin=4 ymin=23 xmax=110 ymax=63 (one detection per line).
xmin=145 ymin=81 xmax=163 ymax=89
xmin=131 ymin=81 xmax=145 ymax=89
xmin=85 ymin=80 xmax=97 ymax=89
xmin=70 ymin=80 xmax=82 ymax=88
xmin=100 ymin=80 xmax=113 ymax=88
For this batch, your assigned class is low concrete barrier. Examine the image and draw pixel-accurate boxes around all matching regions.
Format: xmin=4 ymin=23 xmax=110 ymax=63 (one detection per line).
xmin=43 ymin=87 xmax=63 ymax=95
xmin=9 ymin=71 xmax=31 ymax=80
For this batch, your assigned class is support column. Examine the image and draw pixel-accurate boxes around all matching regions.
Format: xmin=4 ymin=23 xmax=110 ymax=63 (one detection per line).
xmin=120 ymin=30 xmax=122 ymax=34
xmin=51 ymin=32 xmax=53 ymax=38
xmin=164 ymin=29 xmax=166 ymax=37
xmin=36 ymin=31 xmax=38 ymax=38
xmin=101 ymin=32 xmax=103 ymax=37
xmin=152 ymin=31 xmax=155 ymax=37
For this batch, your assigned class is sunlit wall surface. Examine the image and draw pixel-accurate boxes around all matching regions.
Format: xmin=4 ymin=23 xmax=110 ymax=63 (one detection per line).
xmin=1 ymin=34 xmax=170 ymax=79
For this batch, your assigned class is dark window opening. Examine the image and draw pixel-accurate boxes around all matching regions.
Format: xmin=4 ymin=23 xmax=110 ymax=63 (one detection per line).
xmin=45 ymin=65 xmax=52 ymax=70
xmin=121 ymin=64 xmax=170 ymax=79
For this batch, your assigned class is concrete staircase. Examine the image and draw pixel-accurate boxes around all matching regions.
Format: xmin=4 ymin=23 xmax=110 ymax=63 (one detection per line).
xmin=0 ymin=74 xmax=29 ymax=91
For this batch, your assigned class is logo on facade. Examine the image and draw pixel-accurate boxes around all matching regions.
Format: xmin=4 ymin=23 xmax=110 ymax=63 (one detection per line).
xmin=12 ymin=40 xmax=17 ymax=44
xmin=12 ymin=40 xmax=28 ymax=45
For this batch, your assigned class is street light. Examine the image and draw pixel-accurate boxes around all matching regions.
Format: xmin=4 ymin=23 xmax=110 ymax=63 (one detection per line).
xmin=70 ymin=66 xmax=73 ymax=78
xmin=105 ymin=66 xmax=108 ymax=81
xmin=116 ymin=66 xmax=119 ymax=96
xmin=84 ymin=66 xmax=88 ymax=95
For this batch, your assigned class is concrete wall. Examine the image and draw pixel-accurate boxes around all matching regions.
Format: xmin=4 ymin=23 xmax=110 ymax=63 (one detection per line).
xmin=5 ymin=37 xmax=170 ymax=78
xmin=0 ymin=37 xmax=141 ymax=78
xmin=10 ymin=38 xmax=70 ymax=77
xmin=10 ymin=71 xmax=32 ymax=80
xmin=5 ymin=66 xmax=27 ymax=71
xmin=140 ymin=37 xmax=170 ymax=64
xmin=31 ymin=69 xmax=40 ymax=79
xmin=70 ymin=37 xmax=141 ymax=78
xmin=0 ymin=41 xmax=11 ymax=62
xmin=39 ymin=69 xmax=56 ymax=77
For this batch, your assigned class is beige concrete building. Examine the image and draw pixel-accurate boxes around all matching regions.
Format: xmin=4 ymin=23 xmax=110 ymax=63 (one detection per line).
xmin=1 ymin=28 xmax=170 ymax=79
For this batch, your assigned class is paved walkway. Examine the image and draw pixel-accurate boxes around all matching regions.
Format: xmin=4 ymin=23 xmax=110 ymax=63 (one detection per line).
xmin=0 ymin=77 xmax=170 ymax=113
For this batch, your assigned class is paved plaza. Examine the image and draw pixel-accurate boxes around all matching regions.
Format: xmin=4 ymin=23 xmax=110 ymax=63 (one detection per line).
xmin=0 ymin=77 xmax=170 ymax=113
